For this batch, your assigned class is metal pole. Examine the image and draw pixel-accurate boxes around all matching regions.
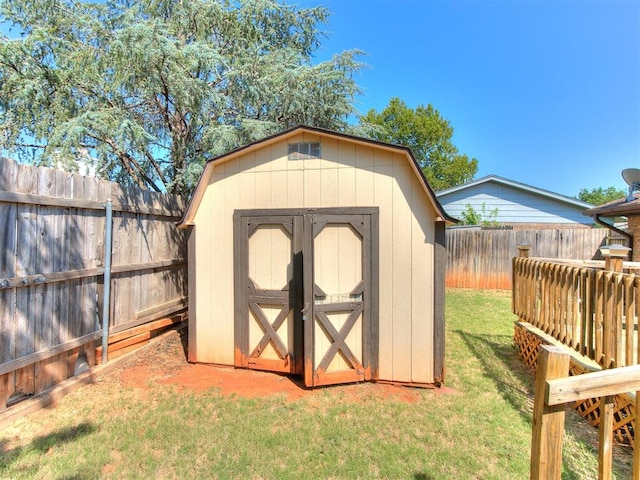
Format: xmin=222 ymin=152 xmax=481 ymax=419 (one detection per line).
xmin=101 ymin=200 xmax=113 ymax=364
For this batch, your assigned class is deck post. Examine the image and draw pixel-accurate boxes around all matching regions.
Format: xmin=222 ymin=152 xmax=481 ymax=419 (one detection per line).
xmin=515 ymin=244 xmax=532 ymax=319
xmin=518 ymin=243 xmax=532 ymax=258
xmin=530 ymin=345 xmax=570 ymax=480
xmin=598 ymin=395 xmax=615 ymax=480
xmin=600 ymin=244 xmax=630 ymax=274
xmin=598 ymin=244 xmax=630 ymax=479
xmin=635 ymin=393 xmax=640 ymax=479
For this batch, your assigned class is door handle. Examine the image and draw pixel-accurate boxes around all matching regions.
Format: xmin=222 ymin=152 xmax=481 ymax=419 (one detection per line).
xmin=301 ymin=302 xmax=311 ymax=321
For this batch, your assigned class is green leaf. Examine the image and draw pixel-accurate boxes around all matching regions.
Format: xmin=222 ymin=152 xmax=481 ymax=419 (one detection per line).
xmin=359 ymin=97 xmax=477 ymax=191
xmin=0 ymin=0 xmax=363 ymax=194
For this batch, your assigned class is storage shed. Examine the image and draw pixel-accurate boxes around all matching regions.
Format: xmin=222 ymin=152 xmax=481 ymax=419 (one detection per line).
xmin=178 ymin=126 xmax=456 ymax=387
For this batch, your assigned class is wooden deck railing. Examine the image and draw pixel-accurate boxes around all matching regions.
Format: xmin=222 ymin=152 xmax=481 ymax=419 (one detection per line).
xmin=531 ymin=345 xmax=640 ymax=480
xmin=513 ymin=256 xmax=640 ymax=369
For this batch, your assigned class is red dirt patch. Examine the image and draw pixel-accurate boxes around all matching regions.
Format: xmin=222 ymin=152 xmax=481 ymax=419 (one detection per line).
xmin=159 ymin=364 xmax=311 ymax=400
xmin=112 ymin=328 xmax=449 ymax=403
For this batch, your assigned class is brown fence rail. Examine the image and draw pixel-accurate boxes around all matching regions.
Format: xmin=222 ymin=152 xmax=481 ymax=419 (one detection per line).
xmin=0 ymin=157 xmax=187 ymax=409
xmin=446 ymin=228 xmax=608 ymax=289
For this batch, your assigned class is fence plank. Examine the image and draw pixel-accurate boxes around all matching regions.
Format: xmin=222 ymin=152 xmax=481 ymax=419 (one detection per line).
xmin=14 ymin=163 xmax=38 ymax=396
xmin=0 ymin=331 xmax=102 ymax=377
xmin=0 ymin=259 xmax=186 ymax=290
xmin=0 ymin=190 xmax=184 ymax=217
xmin=446 ymin=228 xmax=608 ymax=289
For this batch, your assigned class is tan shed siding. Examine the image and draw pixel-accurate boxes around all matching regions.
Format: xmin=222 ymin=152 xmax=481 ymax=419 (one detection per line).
xmin=411 ymin=173 xmax=435 ymax=383
xmin=193 ymin=185 xmax=215 ymax=363
xmin=391 ymin=164 xmax=414 ymax=382
xmin=193 ymin=173 xmax=233 ymax=365
xmin=355 ymin=146 xmax=375 ymax=205
xmin=337 ymin=137 xmax=357 ymax=207
xmin=373 ymin=161 xmax=394 ymax=381
xmin=224 ymin=166 xmax=241 ymax=363
xmin=192 ymin=136 xmax=437 ymax=383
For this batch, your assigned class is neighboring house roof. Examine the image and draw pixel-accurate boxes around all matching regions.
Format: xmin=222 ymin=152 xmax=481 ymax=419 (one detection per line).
xmin=436 ymin=174 xmax=594 ymax=224
xmin=178 ymin=125 xmax=457 ymax=227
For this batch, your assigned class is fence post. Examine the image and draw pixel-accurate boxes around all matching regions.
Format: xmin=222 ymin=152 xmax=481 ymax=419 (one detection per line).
xmin=531 ymin=345 xmax=570 ymax=480
xmin=101 ymin=200 xmax=113 ymax=365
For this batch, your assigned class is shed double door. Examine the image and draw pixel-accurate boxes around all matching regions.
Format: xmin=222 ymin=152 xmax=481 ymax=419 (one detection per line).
xmin=234 ymin=208 xmax=378 ymax=388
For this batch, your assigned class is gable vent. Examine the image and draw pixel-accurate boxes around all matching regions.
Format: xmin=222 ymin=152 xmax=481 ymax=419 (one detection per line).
xmin=288 ymin=142 xmax=320 ymax=160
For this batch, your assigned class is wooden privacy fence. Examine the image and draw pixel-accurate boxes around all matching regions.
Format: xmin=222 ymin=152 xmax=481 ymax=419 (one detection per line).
xmin=531 ymin=345 xmax=640 ymax=480
xmin=0 ymin=157 xmax=187 ymax=409
xmin=446 ymin=227 xmax=608 ymax=289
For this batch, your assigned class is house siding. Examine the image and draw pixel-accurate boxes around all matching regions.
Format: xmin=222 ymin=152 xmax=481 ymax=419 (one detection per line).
xmin=438 ymin=182 xmax=592 ymax=225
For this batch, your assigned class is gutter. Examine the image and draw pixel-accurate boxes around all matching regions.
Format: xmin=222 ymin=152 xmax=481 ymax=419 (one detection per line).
xmin=594 ymin=214 xmax=633 ymax=256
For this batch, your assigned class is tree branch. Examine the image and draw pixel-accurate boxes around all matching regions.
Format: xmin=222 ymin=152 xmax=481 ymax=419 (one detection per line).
xmin=98 ymin=135 xmax=162 ymax=192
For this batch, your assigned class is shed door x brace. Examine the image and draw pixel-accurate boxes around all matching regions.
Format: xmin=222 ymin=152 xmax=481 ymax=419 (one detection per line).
xmin=233 ymin=207 xmax=379 ymax=388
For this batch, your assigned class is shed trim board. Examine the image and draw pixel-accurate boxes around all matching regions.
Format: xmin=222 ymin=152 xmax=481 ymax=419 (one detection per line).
xmin=182 ymin=126 xmax=451 ymax=387
xmin=433 ymin=221 xmax=446 ymax=384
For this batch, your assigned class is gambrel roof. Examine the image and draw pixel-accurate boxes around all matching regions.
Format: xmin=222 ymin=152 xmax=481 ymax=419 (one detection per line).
xmin=178 ymin=125 xmax=457 ymax=228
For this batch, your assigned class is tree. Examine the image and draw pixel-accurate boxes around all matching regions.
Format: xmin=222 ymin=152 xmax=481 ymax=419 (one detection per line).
xmin=359 ymin=97 xmax=478 ymax=191
xmin=0 ymin=0 xmax=362 ymax=194
xmin=577 ymin=186 xmax=626 ymax=206
xmin=458 ymin=203 xmax=499 ymax=227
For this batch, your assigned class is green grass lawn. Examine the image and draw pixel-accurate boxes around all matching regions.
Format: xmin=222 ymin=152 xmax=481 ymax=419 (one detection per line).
xmin=0 ymin=289 xmax=631 ymax=479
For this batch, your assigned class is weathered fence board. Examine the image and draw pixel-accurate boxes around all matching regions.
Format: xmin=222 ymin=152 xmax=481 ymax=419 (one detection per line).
xmin=0 ymin=157 xmax=187 ymax=409
xmin=446 ymin=227 xmax=608 ymax=289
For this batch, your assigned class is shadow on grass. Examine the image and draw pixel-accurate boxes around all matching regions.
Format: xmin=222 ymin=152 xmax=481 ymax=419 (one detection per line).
xmin=454 ymin=329 xmax=633 ymax=479
xmin=455 ymin=330 xmax=534 ymax=420
xmin=413 ymin=473 xmax=436 ymax=480
xmin=0 ymin=421 xmax=97 ymax=469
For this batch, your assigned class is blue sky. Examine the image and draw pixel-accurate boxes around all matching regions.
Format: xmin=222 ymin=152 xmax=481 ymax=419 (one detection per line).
xmin=2 ymin=1 xmax=637 ymax=198
xmin=298 ymin=0 xmax=640 ymax=198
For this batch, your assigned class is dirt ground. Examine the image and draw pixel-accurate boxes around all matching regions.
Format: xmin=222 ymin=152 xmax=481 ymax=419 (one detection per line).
xmin=101 ymin=327 xmax=439 ymax=403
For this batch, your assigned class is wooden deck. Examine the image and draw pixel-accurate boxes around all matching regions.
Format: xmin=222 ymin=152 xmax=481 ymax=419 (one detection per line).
xmin=513 ymin=256 xmax=640 ymax=369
